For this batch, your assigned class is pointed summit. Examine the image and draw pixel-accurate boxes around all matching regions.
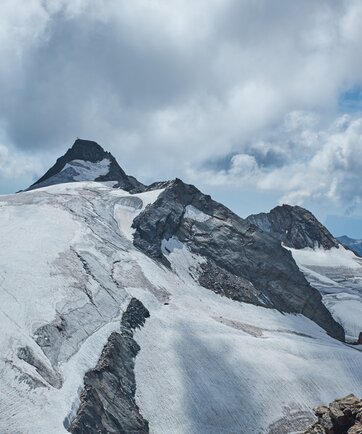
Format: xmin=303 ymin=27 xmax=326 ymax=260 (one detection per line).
xmin=247 ymin=204 xmax=339 ymax=249
xmin=27 ymin=139 xmax=145 ymax=192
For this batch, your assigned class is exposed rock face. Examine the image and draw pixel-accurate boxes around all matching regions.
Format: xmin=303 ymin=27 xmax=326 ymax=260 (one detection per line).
xmin=133 ymin=179 xmax=344 ymax=341
xmin=358 ymin=332 xmax=362 ymax=345
xmin=198 ymin=260 xmax=265 ymax=305
xmin=27 ymin=139 xmax=145 ymax=192
xmin=247 ymin=204 xmax=339 ymax=249
xmin=304 ymin=394 xmax=362 ymax=434
xmin=17 ymin=346 xmax=62 ymax=389
xmin=67 ymin=298 xmax=150 ymax=434
xmin=121 ymin=297 xmax=150 ymax=330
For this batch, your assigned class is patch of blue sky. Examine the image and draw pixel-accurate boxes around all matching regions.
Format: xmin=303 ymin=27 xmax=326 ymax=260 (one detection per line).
xmin=338 ymin=87 xmax=362 ymax=113
xmin=325 ymin=214 xmax=362 ymax=239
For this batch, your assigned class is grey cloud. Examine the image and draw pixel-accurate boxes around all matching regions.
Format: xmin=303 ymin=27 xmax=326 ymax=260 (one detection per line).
xmin=2 ymin=13 xmax=205 ymax=150
xmin=244 ymin=144 xmax=288 ymax=169
xmin=1 ymin=0 xmax=362 ymax=216
xmin=190 ymin=114 xmax=362 ymax=212
xmin=1 ymin=0 xmax=357 ymax=152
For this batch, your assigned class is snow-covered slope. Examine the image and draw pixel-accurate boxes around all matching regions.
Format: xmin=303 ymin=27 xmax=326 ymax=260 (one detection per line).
xmin=0 ymin=182 xmax=162 ymax=433
xmin=51 ymin=158 xmax=112 ymax=182
xmin=247 ymin=203 xmax=362 ymax=344
xmin=0 ymin=182 xmax=361 ymax=434
xmin=338 ymin=235 xmax=362 ymax=257
xmin=287 ymin=245 xmax=362 ymax=343
xmin=27 ymin=139 xmax=145 ymax=192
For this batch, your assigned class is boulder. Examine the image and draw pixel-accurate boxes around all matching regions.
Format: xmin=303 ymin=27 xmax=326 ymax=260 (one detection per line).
xmin=304 ymin=395 xmax=362 ymax=434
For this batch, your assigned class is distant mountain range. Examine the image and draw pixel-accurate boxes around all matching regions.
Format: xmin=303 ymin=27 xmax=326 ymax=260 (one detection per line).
xmin=337 ymin=235 xmax=362 ymax=257
xmin=1 ymin=139 xmax=361 ymax=434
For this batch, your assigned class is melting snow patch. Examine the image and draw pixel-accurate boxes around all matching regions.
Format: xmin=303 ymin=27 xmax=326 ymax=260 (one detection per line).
xmin=322 ymin=293 xmax=362 ymax=342
xmin=285 ymin=245 xmax=362 ymax=342
xmin=114 ymin=197 xmax=143 ymax=241
xmin=113 ymin=189 xmax=164 ymax=241
xmin=62 ymin=158 xmax=111 ymax=181
xmin=184 ymin=204 xmax=211 ymax=222
xmin=162 ymin=236 xmax=206 ymax=281
xmin=286 ymin=245 xmax=362 ymax=269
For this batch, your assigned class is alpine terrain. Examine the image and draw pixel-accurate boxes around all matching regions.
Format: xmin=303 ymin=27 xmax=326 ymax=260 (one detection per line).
xmin=338 ymin=235 xmax=362 ymax=257
xmin=0 ymin=139 xmax=361 ymax=434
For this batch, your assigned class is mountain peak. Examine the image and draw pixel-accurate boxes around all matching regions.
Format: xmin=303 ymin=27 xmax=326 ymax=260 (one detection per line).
xmin=247 ymin=203 xmax=339 ymax=249
xmin=27 ymin=139 xmax=145 ymax=192
xmin=67 ymin=138 xmax=109 ymax=161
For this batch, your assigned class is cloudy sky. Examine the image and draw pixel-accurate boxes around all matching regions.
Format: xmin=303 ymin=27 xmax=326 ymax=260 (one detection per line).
xmin=1 ymin=0 xmax=362 ymax=236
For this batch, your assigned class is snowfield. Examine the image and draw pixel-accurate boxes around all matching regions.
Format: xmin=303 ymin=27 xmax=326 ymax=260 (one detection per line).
xmin=183 ymin=204 xmax=211 ymax=223
xmin=0 ymin=182 xmax=361 ymax=434
xmin=287 ymin=246 xmax=362 ymax=343
xmin=62 ymin=158 xmax=111 ymax=181
xmin=27 ymin=159 xmax=114 ymax=190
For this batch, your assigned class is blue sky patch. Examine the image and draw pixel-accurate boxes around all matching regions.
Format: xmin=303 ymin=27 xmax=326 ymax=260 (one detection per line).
xmin=339 ymin=87 xmax=362 ymax=113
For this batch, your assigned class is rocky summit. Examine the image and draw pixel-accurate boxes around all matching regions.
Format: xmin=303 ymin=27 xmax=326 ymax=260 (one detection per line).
xmin=27 ymin=138 xmax=145 ymax=192
xmin=247 ymin=204 xmax=339 ymax=249
xmin=1 ymin=139 xmax=361 ymax=434
xmin=248 ymin=205 xmax=362 ymax=345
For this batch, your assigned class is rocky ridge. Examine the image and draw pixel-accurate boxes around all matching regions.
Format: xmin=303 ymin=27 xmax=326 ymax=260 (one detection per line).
xmin=247 ymin=204 xmax=339 ymax=250
xmin=304 ymin=394 xmax=362 ymax=434
xmin=133 ymin=179 xmax=344 ymax=340
xmin=67 ymin=298 xmax=150 ymax=434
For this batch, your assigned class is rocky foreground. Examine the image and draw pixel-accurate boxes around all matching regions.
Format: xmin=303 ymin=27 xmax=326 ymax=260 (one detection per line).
xmin=304 ymin=394 xmax=362 ymax=434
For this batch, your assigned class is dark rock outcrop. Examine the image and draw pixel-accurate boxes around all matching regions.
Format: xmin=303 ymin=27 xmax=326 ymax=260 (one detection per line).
xmin=247 ymin=204 xmax=339 ymax=250
xmin=304 ymin=394 xmax=362 ymax=433
xmin=121 ymin=297 xmax=150 ymax=330
xmin=358 ymin=332 xmax=362 ymax=345
xmin=198 ymin=260 xmax=265 ymax=305
xmin=133 ymin=179 xmax=344 ymax=341
xmin=17 ymin=346 xmax=62 ymax=389
xmin=67 ymin=298 xmax=150 ymax=434
xmin=27 ymin=139 xmax=145 ymax=192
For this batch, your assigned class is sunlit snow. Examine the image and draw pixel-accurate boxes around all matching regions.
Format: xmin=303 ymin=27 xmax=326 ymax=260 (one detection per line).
xmin=62 ymin=158 xmax=111 ymax=181
xmin=183 ymin=204 xmax=211 ymax=222
xmin=0 ymin=183 xmax=361 ymax=433
xmin=287 ymin=245 xmax=362 ymax=342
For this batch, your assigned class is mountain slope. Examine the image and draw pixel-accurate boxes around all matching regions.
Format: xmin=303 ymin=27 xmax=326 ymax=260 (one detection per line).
xmin=1 ymin=181 xmax=361 ymax=434
xmin=247 ymin=204 xmax=339 ymax=249
xmin=27 ymin=139 xmax=145 ymax=192
xmin=1 ymin=142 xmax=361 ymax=433
xmin=247 ymin=204 xmax=362 ymax=343
xmin=133 ymin=180 xmax=343 ymax=340
xmin=338 ymin=235 xmax=362 ymax=257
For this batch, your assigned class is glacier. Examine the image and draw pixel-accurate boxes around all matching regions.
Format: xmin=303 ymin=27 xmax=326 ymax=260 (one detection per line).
xmin=0 ymin=181 xmax=361 ymax=433
xmin=287 ymin=245 xmax=362 ymax=343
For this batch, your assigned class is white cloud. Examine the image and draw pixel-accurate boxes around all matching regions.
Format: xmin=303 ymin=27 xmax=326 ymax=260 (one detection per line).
xmin=1 ymin=0 xmax=362 ymax=213
xmin=190 ymin=113 xmax=362 ymax=208
xmin=0 ymin=143 xmax=41 ymax=178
